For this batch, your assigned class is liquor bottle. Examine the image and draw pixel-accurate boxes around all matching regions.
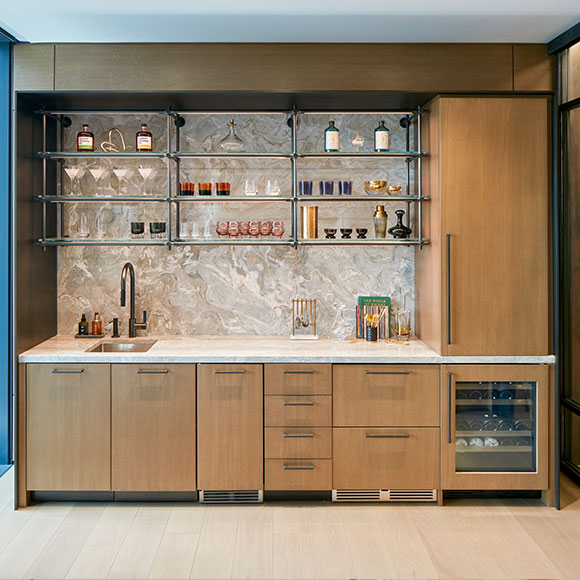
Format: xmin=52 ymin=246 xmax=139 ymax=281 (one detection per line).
xmin=324 ymin=120 xmax=340 ymax=152
xmin=77 ymin=124 xmax=94 ymax=152
xmin=374 ymin=120 xmax=389 ymax=152
xmin=136 ymin=124 xmax=153 ymax=152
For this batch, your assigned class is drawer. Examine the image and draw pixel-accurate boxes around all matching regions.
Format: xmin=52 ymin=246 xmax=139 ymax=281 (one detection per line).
xmin=265 ymin=427 xmax=332 ymax=459
xmin=333 ymin=427 xmax=440 ymax=490
xmin=265 ymin=364 xmax=332 ymax=395
xmin=333 ymin=365 xmax=440 ymax=427
xmin=265 ymin=459 xmax=332 ymax=490
xmin=265 ymin=396 xmax=331 ymax=427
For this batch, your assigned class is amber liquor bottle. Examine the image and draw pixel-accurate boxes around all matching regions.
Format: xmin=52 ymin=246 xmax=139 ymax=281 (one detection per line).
xmin=136 ymin=124 xmax=153 ymax=152
xmin=77 ymin=124 xmax=94 ymax=152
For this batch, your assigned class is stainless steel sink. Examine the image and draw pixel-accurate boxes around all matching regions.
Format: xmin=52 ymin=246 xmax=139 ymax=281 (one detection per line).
xmin=88 ymin=340 xmax=157 ymax=353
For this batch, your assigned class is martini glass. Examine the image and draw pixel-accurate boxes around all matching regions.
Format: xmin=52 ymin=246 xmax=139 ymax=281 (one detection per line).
xmin=112 ymin=167 xmax=130 ymax=196
xmin=88 ymin=166 xmax=106 ymax=196
xmin=137 ymin=166 xmax=156 ymax=196
xmin=64 ymin=166 xmax=84 ymax=196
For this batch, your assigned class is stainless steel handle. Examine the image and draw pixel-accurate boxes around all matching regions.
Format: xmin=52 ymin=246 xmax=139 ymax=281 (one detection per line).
xmin=214 ymin=370 xmax=246 ymax=375
xmin=283 ymin=401 xmax=314 ymax=406
xmin=446 ymin=233 xmax=451 ymax=345
xmin=283 ymin=370 xmax=314 ymax=375
xmin=448 ymin=372 xmax=453 ymax=444
xmin=365 ymin=371 xmax=410 ymax=375
xmin=365 ymin=434 xmax=410 ymax=438
xmin=283 ymin=432 xmax=315 ymax=438
xmin=283 ymin=464 xmax=315 ymax=470
xmin=137 ymin=369 xmax=168 ymax=374
xmin=52 ymin=369 xmax=84 ymax=374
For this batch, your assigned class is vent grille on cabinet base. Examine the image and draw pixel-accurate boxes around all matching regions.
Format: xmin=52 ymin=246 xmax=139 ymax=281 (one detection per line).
xmin=199 ymin=490 xmax=263 ymax=504
xmin=332 ymin=489 xmax=437 ymax=503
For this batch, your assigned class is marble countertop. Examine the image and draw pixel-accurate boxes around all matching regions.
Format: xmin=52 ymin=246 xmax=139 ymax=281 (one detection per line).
xmin=18 ymin=335 xmax=556 ymax=364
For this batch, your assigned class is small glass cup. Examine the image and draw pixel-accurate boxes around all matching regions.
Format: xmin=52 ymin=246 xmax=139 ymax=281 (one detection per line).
xmin=202 ymin=223 xmax=212 ymax=239
xmin=216 ymin=220 xmax=229 ymax=236
xmin=77 ymin=214 xmax=89 ymax=238
xmin=150 ymin=222 xmax=166 ymax=239
xmin=191 ymin=223 xmax=200 ymax=239
xmin=396 ymin=309 xmax=411 ymax=339
xmin=260 ymin=220 xmax=273 ymax=236
xmin=319 ymin=180 xmax=334 ymax=196
xmin=131 ymin=222 xmax=145 ymax=238
xmin=239 ymin=221 xmax=250 ymax=236
xmin=299 ymin=180 xmax=313 ymax=196
xmin=179 ymin=222 xmax=189 ymax=240
xmin=198 ymin=182 xmax=212 ymax=196
xmin=249 ymin=220 xmax=260 ymax=237
xmin=228 ymin=221 xmax=240 ymax=237
xmin=272 ymin=220 xmax=285 ymax=237
xmin=265 ymin=179 xmax=280 ymax=196
xmin=338 ymin=180 xmax=352 ymax=195
xmin=244 ymin=179 xmax=257 ymax=196
xmin=95 ymin=214 xmax=106 ymax=238
xmin=216 ymin=182 xmax=230 ymax=196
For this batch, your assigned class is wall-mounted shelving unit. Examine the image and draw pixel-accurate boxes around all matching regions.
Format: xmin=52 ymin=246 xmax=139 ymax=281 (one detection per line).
xmin=35 ymin=108 xmax=429 ymax=249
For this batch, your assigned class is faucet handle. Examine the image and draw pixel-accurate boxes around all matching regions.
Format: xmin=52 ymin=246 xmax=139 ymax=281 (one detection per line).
xmin=142 ymin=310 xmax=148 ymax=325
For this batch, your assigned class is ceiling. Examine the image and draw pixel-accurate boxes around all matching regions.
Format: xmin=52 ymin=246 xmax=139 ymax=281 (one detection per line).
xmin=1 ymin=0 xmax=579 ymax=44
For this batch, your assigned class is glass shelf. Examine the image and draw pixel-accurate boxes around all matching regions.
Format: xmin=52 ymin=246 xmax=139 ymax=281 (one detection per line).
xmin=39 ymin=151 xmax=169 ymax=159
xmin=174 ymin=152 xmax=292 ymax=159
xmin=37 ymin=195 xmax=169 ymax=203
xmin=296 ymin=195 xmax=428 ymax=202
xmin=297 ymin=151 xmax=427 ymax=158
xmin=298 ymin=238 xmax=427 ymax=245
xmin=173 ymin=195 xmax=293 ymax=202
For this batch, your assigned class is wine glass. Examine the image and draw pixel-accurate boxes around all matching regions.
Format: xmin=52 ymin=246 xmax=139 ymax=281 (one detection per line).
xmin=137 ymin=166 xmax=156 ymax=196
xmin=64 ymin=166 xmax=84 ymax=196
xmin=88 ymin=166 xmax=106 ymax=196
xmin=112 ymin=167 xmax=130 ymax=196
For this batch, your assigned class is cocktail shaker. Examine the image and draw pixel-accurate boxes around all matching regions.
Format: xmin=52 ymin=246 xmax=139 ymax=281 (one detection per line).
xmin=301 ymin=206 xmax=318 ymax=239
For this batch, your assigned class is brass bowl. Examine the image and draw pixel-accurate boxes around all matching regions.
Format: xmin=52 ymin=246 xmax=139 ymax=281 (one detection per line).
xmin=387 ymin=185 xmax=402 ymax=195
xmin=364 ymin=180 xmax=388 ymax=195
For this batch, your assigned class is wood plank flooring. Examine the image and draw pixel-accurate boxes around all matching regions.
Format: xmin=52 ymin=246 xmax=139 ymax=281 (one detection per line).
xmin=0 ymin=469 xmax=579 ymax=579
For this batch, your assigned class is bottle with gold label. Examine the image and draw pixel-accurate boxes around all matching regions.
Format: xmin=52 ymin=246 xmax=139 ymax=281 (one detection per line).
xmin=77 ymin=124 xmax=94 ymax=152
xmin=374 ymin=120 xmax=389 ymax=152
xmin=324 ymin=121 xmax=340 ymax=152
xmin=373 ymin=205 xmax=387 ymax=238
xmin=136 ymin=124 xmax=153 ymax=151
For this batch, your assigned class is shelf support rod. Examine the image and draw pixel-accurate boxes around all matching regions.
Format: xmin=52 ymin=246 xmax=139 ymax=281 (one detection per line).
xmin=417 ymin=106 xmax=423 ymax=248
xmin=166 ymin=110 xmax=172 ymax=250
xmin=41 ymin=113 xmax=47 ymax=251
xmin=291 ymin=106 xmax=298 ymax=250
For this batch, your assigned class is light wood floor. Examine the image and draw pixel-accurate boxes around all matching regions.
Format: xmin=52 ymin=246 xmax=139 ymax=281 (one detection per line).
xmin=0 ymin=470 xmax=579 ymax=580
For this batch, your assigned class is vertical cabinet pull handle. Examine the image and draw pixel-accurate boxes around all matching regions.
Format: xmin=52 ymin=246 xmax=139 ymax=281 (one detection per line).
xmin=283 ymin=464 xmax=315 ymax=470
xmin=214 ymin=370 xmax=246 ymax=375
xmin=448 ymin=372 xmax=453 ymax=444
xmin=283 ymin=401 xmax=314 ymax=406
xmin=446 ymin=233 xmax=451 ymax=345
xmin=52 ymin=369 xmax=84 ymax=374
xmin=137 ymin=369 xmax=169 ymax=374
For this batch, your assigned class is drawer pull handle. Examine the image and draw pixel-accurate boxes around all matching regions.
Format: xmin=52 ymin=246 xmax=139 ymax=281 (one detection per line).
xmin=283 ymin=370 xmax=314 ymax=374
xmin=283 ymin=433 xmax=315 ymax=438
xmin=365 ymin=434 xmax=410 ymax=438
xmin=214 ymin=370 xmax=246 ymax=375
xmin=137 ymin=369 xmax=169 ymax=374
xmin=52 ymin=369 xmax=84 ymax=374
xmin=283 ymin=401 xmax=314 ymax=406
xmin=365 ymin=371 xmax=410 ymax=375
xmin=283 ymin=464 xmax=315 ymax=470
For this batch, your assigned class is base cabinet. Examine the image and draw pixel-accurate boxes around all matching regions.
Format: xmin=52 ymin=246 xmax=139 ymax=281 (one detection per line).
xmin=27 ymin=363 xmax=111 ymax=491
xmin=197 ymin=364 xmax=263 ymax=490
xmin=111 ymin=364 xmax=196 ymax=492
xmin=442 ymin=365 xmax=549 ymax=490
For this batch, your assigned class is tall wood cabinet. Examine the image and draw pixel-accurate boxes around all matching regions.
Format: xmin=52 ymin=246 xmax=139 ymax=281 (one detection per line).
xmin=416 ymin=96 xmax=551 ymax=356
xmin=197 ymin=364 xmax=263 ymax=491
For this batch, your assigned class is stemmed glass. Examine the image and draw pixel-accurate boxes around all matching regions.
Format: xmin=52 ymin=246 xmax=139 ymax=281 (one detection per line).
xmin=112 ymin=167 xmax=130 ymax=196
xmin=64 ymin=166 xmax=85 ymax=196
xmin=137 ymin=166 xmax=156 ymax=196
xmin=88 ymin=166 xmax=106 ymax=196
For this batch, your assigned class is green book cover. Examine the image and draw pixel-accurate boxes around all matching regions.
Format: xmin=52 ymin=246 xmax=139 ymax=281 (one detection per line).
xmin=358 ymin=296 xmax=391 ymax=307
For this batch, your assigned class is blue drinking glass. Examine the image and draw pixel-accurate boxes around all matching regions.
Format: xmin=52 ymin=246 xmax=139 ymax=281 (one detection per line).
xmin=339 ymin=180 xmax=352 ymax=195
xmin=319 ymin=180 xmax=334 ymax=196
xmin=299 ymin=180 xmax=313 ymax=195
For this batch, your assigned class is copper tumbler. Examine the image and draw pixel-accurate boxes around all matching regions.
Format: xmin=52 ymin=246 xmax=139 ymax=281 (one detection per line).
xmin=301 ymin=206 xmax=318 ymax=239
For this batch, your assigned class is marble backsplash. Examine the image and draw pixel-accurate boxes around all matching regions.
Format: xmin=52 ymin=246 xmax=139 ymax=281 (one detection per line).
xmin=57 ymin=113 xmax=417 ymax=337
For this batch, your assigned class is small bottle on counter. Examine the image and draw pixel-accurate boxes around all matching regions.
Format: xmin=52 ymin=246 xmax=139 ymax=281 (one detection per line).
xmin=136 ymin=124 xmax=153 ymax=152
xmin=78 ymin=314 xmax=89 ymax=336
xmin=324 ymin=120 xmax=340 ymax=152
xmin=91 ymin=312 xmax=103 ymax=336
xmin=374 ymin=120 xmax=390 ymax=152
xmin=77 ymin=124 xmax=94 ymax=152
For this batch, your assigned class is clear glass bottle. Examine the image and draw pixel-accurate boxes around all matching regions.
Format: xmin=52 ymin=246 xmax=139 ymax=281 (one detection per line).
xmin=136 ymin=124 xmax=153 ymax=151
xmin=77 ymin=124 xmax=94 ymax=152
xmin=324 ymin=120 xmax=340 ymax=152
xmin=373 ymin=205 xmax=388 ymax=238
xmin=374 ymin=120 xmax=390 ymax=152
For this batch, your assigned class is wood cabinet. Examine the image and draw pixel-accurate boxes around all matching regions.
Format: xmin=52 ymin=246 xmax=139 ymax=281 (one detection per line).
xmin=111 ymin=364 xmax=196 ymax=492
xmin=442 ymin=365 xmax=549 ymax=490
xmin=265 ymin=427 xmax=332 ymax=459
xmin=416 ymin=96 xmax=551 ymax=356
xmin=197 ymin=364 xmax=263 ymax=490
xmin=27 ymin=364 xmax=110 ymax=491
xmin=265 ymin=459 xmax=332 ymax=491
xmin=265 ymin=395 xmax=332 ymax=427
xmin=265 ymin=364 xmax=331 ymax=395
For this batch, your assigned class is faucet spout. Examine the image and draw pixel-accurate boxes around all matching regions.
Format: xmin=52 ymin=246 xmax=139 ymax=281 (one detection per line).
xmin=120 ymin=262 xmax=147 ymax=338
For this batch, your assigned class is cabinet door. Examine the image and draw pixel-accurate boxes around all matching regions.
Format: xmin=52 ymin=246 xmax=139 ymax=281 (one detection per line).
xmin=112 ymin=364 xmax=196 ymax=492
xmin=442 ymin=365 xmax=549 ymax=490
xmin=27 ymin=364 xmax=110 ymax=491
xmin=197 ymin=364 xmax=263 ymax=490
xmin=440 ymin=97 xmax=550 ymax=356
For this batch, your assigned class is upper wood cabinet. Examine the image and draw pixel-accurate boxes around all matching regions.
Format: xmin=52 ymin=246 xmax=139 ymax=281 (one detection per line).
xmin=27 ymin=363 xmax=111 ymax=491
xmin=416 ymin=97 xmax=551 ymax=356
xmin=197 ymin=364 xmax=263 ymax=491
xmin=111 ymin=364 xmax=196 ymax=492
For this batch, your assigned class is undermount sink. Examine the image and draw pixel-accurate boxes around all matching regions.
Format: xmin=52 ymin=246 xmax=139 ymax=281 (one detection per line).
xmin=87 ymin=340 xmax=157 ymax=353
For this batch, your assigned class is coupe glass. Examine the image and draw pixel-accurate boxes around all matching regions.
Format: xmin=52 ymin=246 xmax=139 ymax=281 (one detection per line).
xmin=88 ymin=166 xmax=106 ymax=196
xmin=112 ymin=167 xmax=130 ymax=196
xmin=64 ymin=166 xmax=85 ymax=196
xmin=137 ymin=166 xmax=156 ymax=196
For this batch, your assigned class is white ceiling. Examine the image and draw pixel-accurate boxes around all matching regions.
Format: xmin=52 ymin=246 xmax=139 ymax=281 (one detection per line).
xmin=1 ymin=0 xmax=579 ymax=43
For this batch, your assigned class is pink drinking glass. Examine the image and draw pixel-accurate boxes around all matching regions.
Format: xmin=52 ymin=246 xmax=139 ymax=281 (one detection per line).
xmin=260 ymin=220 xmax=273 ymax=236
xmin=272 ymin=220 xmax=285 ymax=237
xmin=216 ymin=220 xmax=229 ymax=236
xmin=239 ymin=221 xmax=250 ymax=236
xmin=249 ymin=220 xmax=260 ymax=237
xmin=228 ymin=221 xmax=240 ymax=237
